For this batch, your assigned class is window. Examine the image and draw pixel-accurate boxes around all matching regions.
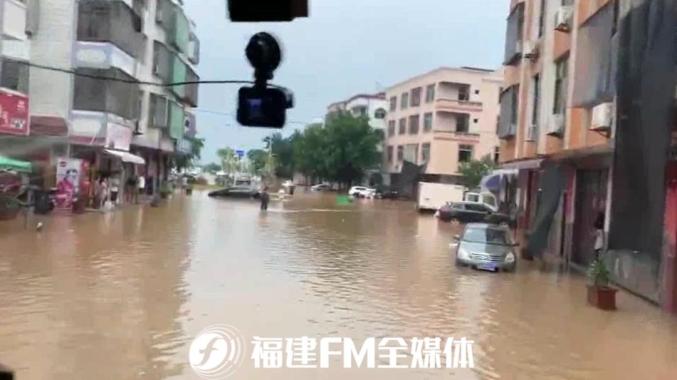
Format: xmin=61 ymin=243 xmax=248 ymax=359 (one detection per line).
xmin=401 ymin=92 xmax=409 ymax=109
xmin=387 ymin=120 xmax=396 ymax=136
xmin=538 ymin=0 xmax=546 ymax=37
xmin=398 ymin=118 xmax=406 ymax=134
xmin=458 ymin=144 xmax=473 ymax=163
xmin=150 ymin=93 xmax=169 ymax=128
xmin=408 ymin=115 xmax=420 ymax=134
xmin=421 ymin=143 xmax=431 ymax=163
xmin=473 ymin=118 xmax=479 ymax=124
xmin=466 ymin=203 xmax=488 ymax=212
xmin=425 ymin=84 xmax=436 ymax=102
xmin=387 ymin=146 xmax=394 ymax=163
xmin=374 ymin=108 xmax=387 ymax=119
xmin=458 ymin=86 xmax=469 ymax=101
xmin=0 ymin=60 xmax=29 ymax=94
xmin=397 ymin=145 xmax=404 ymax=161
xmin=452 ymin=203 xmax=465 ymax=210
xmin=389 ymin=96 xmax=397 ymax=111
xmin=474 ymin=90 xmax=480 ymax=95
xmin=410 ymin=87 xmax=422 ymax=107
xmin=531 ymin=74 xmax=541 ymax=125
xmin=456 ymin=114 xmax=470 ymax=133
xmin=494 ymin=146 xmax=500 ymax=163
xmin=554 ymin=57 xmax=569 ymax=114
xmin=423 ymin=113 xmax=433 ymax=132
xmin=352 ymin=106 xmax=367 ymax=117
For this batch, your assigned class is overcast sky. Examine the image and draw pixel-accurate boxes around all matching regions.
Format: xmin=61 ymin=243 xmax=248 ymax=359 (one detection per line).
xmin=184 ymin=0 xmax=508 ymax=164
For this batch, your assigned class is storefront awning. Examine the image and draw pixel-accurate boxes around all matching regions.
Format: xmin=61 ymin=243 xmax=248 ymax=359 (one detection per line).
xmin=104 ymin=149 xmax=145 ymax=165
xmin=0 ymin=155 xmax=32 ymax=173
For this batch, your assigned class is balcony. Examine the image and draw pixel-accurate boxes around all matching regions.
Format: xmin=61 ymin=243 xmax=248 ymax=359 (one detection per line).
xmin=74 ymin=41 xmax=138 ymax=77
xmin=169 ymin=55 xmax=199 ymax=107
xmin=435 ymin=98 xmax=483 ymax=113
xmin=504 ymin=2 xmax=525 ymax=65
xmin=432 ymin=130 xmax=480 ymax=143
xmin=69 ymin=110 xmax=135 ymax=151
xmin=73 ymin=68 xmax=141 ymax=121
xmin=2 ymin=0 xmax=27 ymax=41
xmin=77 ymin=0 xmax=146 ymax=60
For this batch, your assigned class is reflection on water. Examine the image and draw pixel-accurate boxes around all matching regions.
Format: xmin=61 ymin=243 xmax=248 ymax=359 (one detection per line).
xmin=1 ymin=191 xmax=676 ymax=379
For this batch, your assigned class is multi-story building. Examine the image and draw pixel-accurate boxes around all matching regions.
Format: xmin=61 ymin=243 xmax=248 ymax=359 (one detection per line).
xmin=498 ymin=0 xmax=677 ymax=312
xmin=383 ymin=67 xmax=502 ymax=184
xmin=326 ymin=92 xmax=387 ymax=131
xmin=0 ymin=0 xmax=199 ymax=197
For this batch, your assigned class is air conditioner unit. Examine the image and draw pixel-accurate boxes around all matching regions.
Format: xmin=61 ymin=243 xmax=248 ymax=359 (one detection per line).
xmin=547 ymin=114 xmax=565 ymax=136
xmin=523 ymin=41 xmax=539 ymax=60
xmin=526 ymin=124 xmax=538 ymax=141
xmin=555 ymin=6 xmax=573 ymax=32
xmin=590 ymin=102 xmax=614 ymax=130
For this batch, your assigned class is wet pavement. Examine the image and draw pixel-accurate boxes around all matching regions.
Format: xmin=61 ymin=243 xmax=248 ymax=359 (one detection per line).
xmin=1 ymin=191 xmax=677 ymax=380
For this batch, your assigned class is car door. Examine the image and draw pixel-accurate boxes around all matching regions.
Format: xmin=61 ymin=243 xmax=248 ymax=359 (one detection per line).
xmin=465 ymin=203 xmax=490 ymax=222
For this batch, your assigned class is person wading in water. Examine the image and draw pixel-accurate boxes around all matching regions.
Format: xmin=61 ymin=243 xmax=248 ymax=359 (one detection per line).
xmin=260 ymin=186 xmax=270 ymax=211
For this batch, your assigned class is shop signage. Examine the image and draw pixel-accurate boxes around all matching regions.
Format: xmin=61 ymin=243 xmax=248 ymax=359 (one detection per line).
xmin=105 ymin=123 xmax=132 ymax=152
xmin=55 ymin=158 xmax=89 ymax=211
xmin=0 ymin=90 xmax=29 ymax=136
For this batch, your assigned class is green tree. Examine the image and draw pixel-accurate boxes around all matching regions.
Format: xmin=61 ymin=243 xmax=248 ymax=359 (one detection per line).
xmin=292 ymin=123 xmax=327 ymax=182
xmin=247 ymin=149 xmax=268 ymax=174
xmin=458 ymin=154 xmax=497 ymax=189
xmin=217 ymin=147 xmax=239 ymax=176
xmin=174 ymin=136 xmax=205 ymax=170
xmin=202 ymin=162 xmax=222 ymax=173
xmin=319 ymin=112 xmax=381 ymax=188
xmin=264 ymin=133 xmax=295 ymax=179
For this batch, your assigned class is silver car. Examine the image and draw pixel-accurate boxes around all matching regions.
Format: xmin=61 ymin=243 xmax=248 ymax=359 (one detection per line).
xmin=451 ymin=223 xmax=517 ymax=272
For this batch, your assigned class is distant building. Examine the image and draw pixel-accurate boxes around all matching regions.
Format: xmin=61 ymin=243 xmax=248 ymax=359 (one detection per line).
xmin=326 ymin=93 xmax=388 ymax=131
xmin=383 ymin=67 xmax=503 ymax=184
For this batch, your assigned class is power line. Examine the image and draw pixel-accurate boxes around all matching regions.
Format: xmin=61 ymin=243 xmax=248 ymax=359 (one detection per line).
xmin=17 ymin=61 xmax=287 ymax=90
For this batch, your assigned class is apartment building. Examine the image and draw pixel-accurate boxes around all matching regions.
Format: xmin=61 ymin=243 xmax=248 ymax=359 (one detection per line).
xmin=0 ymin=0 xmax=199 ymax=196
xmin=326 ymin=92 xmax=387 ymax=131
xmin=498 ymin=0 xmax=677 ymax=312
xmin=383 ymin=67 xmax=502 ymax=184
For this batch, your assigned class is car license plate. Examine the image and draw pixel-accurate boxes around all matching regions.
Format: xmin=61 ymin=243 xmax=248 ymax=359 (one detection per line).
xmin=477 ymin=263 xmax=497 ymax=272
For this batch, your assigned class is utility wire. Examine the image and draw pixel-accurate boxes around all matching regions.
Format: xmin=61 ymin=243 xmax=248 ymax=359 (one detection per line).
xmin=17 ymin=61 xmax=287 ymax=90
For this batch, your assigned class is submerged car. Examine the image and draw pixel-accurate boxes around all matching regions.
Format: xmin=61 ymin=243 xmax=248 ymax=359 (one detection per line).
xmin=310 ymin=183 xmax=331 ymax=192
xmin=438 ymin=201 xmax=513 ymax=226
xmin=348 ymin=186 xmax=376 ymax=198
xmin=451 ymin=223 xmax=517 ymax=272
xmin=208 ymin=186 xmax=260 ymax=199
xmin=375 ymin=186 xmax=400 ymax=200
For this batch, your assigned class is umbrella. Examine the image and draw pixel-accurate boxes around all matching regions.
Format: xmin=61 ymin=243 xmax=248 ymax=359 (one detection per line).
xmin=0 ymin=155 xmax=32 ymax=173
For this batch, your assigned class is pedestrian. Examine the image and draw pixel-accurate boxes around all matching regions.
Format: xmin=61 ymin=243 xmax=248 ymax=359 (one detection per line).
xmin=260 ymin=186 xmax=270 ymax=211
xmin=593 ymin=211 xmax=605 ymax=259
xmin=109 ymin=175 xmax=120 ymax=204
xmin=126 ymin=174 xmax=138 ymax=204
xmin=137 ymin=174 xmax=146 ymax=202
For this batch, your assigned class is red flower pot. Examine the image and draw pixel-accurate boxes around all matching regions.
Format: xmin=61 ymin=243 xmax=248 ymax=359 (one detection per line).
xmin=587 ymin=285 xmax=617 ymax=310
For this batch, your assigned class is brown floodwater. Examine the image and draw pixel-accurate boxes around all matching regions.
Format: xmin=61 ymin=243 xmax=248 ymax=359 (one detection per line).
xmin=1 ymin=191 xmax=676 ymax=380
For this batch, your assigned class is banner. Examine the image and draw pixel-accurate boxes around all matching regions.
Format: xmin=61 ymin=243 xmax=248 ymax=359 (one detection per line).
xmin=0 ymin=90 xmax=29 ymax=136
xmin=55 ymin=158 xmax=83 ymax=210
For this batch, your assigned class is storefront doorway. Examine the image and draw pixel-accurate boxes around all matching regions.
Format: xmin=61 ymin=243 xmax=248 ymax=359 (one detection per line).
xmin=572 ymin=169 xmax=609 ymax=265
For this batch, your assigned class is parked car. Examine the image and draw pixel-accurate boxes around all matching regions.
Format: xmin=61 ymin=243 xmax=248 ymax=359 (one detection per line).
xmin=208 ymin=186 xmax=260 ymax=199
xmin=310 ymin=183 xmax=331 ymax=192
xmin=451 ymin=223 xmax=517 ymax=272
xmin=375 ymin=186 xmax=400 ymax=200
xmin=437 ymin=201 xmax=513 ymax=226
xmin=348 ymin=186 xmax=376 ymax=198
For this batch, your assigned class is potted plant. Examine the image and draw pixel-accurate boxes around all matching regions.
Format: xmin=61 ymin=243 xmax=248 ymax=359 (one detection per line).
xmin=587 ymin=258 xmax=617 ymax=310
xmin=159 ymin=182 xmax=172 ymax=199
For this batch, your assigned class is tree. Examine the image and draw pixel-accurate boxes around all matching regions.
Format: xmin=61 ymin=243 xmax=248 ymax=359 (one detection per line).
xmin=247 ymin=149 xmax=268 ymax=174
xmin=217 ymin=147 xmax=239 ymax=175
xmin=264 ymin=133 xmax=295 ymax=179
xmin=458 ymin=154 xmax=497 ymax=189
xmin=174 ymin=136 xmax=205 ymax=170
xmin=292 ymin=123 xmax=327 ymax=182
xmin=203 ymin=162 xmax=222 ymax=173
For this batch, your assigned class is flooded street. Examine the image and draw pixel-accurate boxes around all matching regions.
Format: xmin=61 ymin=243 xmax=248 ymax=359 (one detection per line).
xmin=1 ymin=191 xmax=677 ymax=380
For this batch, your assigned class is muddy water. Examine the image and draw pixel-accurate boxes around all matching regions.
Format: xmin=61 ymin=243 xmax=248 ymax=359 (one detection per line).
xmin=1 ymin=191 xmax=676 ymax=380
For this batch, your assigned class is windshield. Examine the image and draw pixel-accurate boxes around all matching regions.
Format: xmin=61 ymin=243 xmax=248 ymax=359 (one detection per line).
xmin=463 ymin=227 xmax=510 ymax=245
xmin=1 ymin=0 xmax=676 ymax=379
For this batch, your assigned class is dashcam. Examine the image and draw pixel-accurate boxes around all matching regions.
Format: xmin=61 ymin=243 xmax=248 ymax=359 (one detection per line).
xmin=237 ymin=87 xmax=290 ymax=128
xmin=228 ymin=0 xmax=309 ymax=22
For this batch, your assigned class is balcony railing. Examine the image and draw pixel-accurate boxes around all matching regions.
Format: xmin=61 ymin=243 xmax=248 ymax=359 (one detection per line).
xmin=432 ymin=130 xmax=481 ymax=142
xmin=74 ymin=41 xmax=138 ymax=77
xmin=77 ymin=0 xmax=146 ymax=60
xmin=435 ymin=98 xmax=483 ymax=113
xmin=73 ymin=68 xmax=141 ymax=121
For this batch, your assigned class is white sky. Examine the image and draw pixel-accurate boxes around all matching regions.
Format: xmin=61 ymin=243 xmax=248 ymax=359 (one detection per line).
xmin=184 ymin=0 xmax=509 ymax=164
